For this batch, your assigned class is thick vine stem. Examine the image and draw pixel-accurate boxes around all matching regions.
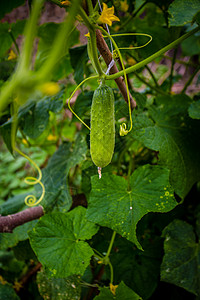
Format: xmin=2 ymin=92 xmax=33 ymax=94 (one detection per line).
xmin=0 ymin=206 xmax=44 ymax=233
xmin=96 ymin=29 xmax=136 ymax=109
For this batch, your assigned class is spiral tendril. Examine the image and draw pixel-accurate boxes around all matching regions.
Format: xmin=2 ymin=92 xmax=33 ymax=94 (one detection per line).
xmin=14 ymin=147 xmax=45 ymax=207
xmin=119 ymin=123 xmax=129 ymax=136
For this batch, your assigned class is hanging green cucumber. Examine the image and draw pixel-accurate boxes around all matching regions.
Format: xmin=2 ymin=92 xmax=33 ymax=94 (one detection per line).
xmin=90 ymin=84 xmax=115 ymax=176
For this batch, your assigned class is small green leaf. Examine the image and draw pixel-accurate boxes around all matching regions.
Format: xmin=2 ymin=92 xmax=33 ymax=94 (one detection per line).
xmin=86 ymin=165 xmax=177 ymax=249
xmin=29 ymin=206 xmax=99 ymax=277
xmin=168 ymin=0 xmax=200 ymax=26
xmin=188 ymin=100 xmax=200 ymax=119
xmin=37 ymin=268 xmax=81 ymax=300
xmin=161 ymin=219 xmax=200 ymax=296
xmin=94 ymin=281 xmax=141 ymax=300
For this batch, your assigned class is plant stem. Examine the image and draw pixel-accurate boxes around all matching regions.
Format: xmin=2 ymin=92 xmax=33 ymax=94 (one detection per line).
xmin=145 ymin=65 xmax=159 ymax=88
xmin=108 ymin=261 xmax=114 ymax=284
xmin=169 ymin=47 xmax=178 ymax=92
xmin=164 ymin=55 xmax=197 ymax=68
xmin=106 ymin=26 xmax=200 ymax=80
xmin=121 ymin=1 xmax=147 ymax=28
xmin=96 ymin=29 xmax=136 ymax=108
xmin=17 ymin=0 xmax=44 ymax=73
xmin=38 ymin=0 xmax=82 ymax=80
xmin=134 ymin=72 xmax=167 ymax=95
xmin=8 ymin=29 xmax=20 ymax=55
xmin=181 ymin=66 xmax=200 ymax=94
xmin=78 ymin=7 xmax=104 ymax=77
xmin=105 ymin=231 xmax=116 ymax=259
xmin=87 ymin=0 xmax=93 ymax=15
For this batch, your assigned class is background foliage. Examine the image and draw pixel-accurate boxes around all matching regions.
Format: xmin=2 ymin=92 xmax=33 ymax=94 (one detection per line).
xmin=0 ymin=0 xmax=200 ymax=299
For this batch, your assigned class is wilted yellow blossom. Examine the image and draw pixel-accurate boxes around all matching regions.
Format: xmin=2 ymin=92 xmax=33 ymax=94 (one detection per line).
xmin=8 ymin=49 xmax=17 ymax=60
xmin=47 ymin=134 xmax=57 ymax=142
xmin=110 ymin=283 xmax=118 ymax=295
xmin=98 ymin=3 xmax=120 ymax=26
xmin=61 ymin=0 xmax=70 ymax=5
xmin=127 ymin=57 xmax=136 ymax=65
xmin=120 ymin=0 xmax=129 ymax=12
xmin=40 ymin=82 xmax=60 ymax=96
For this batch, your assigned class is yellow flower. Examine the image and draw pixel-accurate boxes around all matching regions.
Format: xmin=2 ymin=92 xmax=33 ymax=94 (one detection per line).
xmin=13 ymin=281 xmax=23 ymax=292
xmin=40 ymin=82 xmax=60 ymax=96
xmin=120 ymin=0 xmax=129 ymax=12
xmin=98 ymin=3 xmax=120 ymax=26
xmin=0 ymin=275 xmax=7 ymax=285
xmin=47 ymin=134 xmax=57 ymax=142
xmin=8 ymin=49 xmax=17 ymax=60
xmin=127 ymin=57 xmax=136 ymax=65
xmin=85 ymin=32 xmax=90 ymax=37
xmin=110 ymin=283 xmax=118 ymax=295
xmin=22 ymin=138 xmax=28 ymax=146
xmin=61 ymin=0 xmax=70 ymax=5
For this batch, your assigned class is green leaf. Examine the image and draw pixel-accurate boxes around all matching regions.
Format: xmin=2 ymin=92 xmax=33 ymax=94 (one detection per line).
xmin=69 ymin=45 xmax=88 ymax=84
xmin=40 ymin=134 xmax=87 ymax=212
xmin=168 ymin=0 xmax=200 ymax=26
xmin=37 ymin=268 xmax=81 ymax=300
xmin=0 ymin=0 xmax=25 ymax=19
xmin=94 ymin=281 xmax=142 ymax=300
xmin=0 ymin=283 xmax=20 ymax=300
xmin=161 ymin=219 xmax=200 ymax=296
xmin=188 ymin=100 xmax=200 ymax=119
xmin=29 ymin=206 xmax=99 ymax=277
xmin=86 ymin=164 xmax=177 ymax=250
xmin=132 ymin=94 xmax=200 ymax=198
xmin=73 ymin=91 xmax=93 ymax=121
xmin=110 ymin=232 xmax=163 ymax=299
xmin=0 ymin=192 xmax=28 ymax=215
xmin=0 ymin=21 xmax=25 ymax=58
xmin=181 ymin=34 xmax=200 ymax=56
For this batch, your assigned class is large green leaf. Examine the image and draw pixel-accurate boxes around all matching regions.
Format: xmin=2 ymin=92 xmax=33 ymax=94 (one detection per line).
xmin=69 ymin=45 xmax=88 ymax=84
xmin=29 ymin=206 xmax=99 ymax=277
xmin=86 ymin=164 xmax=177 ymax=249
xmin=37 ymin=269 xmax=81 ymax=300
xmin=39 ymin=134 xmax=87 ymax=212
xmin=110 ymin=233 xmax=163 ymax=299
xmin=161 ymin=219 xmax=200 ymax=296
xmin=168 ymin=0 xmax=200 ymax=26
xmin=94 ymin=281 xmax=141 ymax=300
xmin=132 ymin=94 xmax=200 ymax=198
xmin=35 ymin=22 xmax=79 ymax=75
xmin=19 ymin=89 xmax=64 ymax=139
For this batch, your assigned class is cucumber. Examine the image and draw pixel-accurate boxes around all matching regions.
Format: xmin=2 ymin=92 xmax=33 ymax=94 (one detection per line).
xmin=90 ymin=84 xmax=115 ymax=168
